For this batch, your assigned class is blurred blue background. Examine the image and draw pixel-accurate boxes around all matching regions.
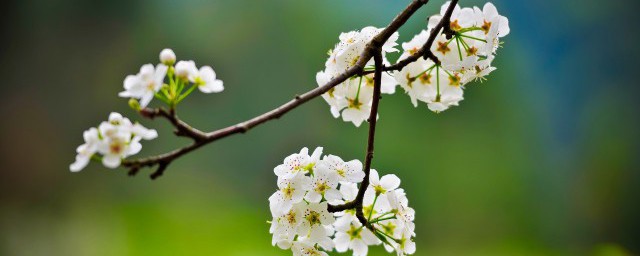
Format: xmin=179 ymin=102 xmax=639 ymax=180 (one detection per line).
xmin=1 ymin=0 xmax=638 ymax=255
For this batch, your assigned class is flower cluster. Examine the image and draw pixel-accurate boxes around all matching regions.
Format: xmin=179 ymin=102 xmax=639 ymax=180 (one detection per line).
xmin=69 ymin=112 xmax=157 ymax=171
xmin=396 ymin=1 xmax=509 ymax=112
xmin=268 ymin=147 xmax=416 ymax=256
xmin=317 ymin=2 xmax=510 ymax=125
xmin=70 ymin=48 xmax=225 ymax=171
xmin=317 ymin=27 xmax=399 ymax=127
xmin=119 ymin=48 xmax=224 ymax=109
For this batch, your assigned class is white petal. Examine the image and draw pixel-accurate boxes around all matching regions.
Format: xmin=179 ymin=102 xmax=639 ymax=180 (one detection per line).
xmin=69 ymin=155 xmax=90 ymax=172
xmin=380 ymin=174 xmax=401 ymax=190
xmin=102 ymin=154 xmax=121 ymax=168
xmin=199 ymin=79 xmax=224 ymax=93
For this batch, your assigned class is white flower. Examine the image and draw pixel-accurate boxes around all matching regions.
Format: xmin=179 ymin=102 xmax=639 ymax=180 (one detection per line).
xmin=316 ymin=71 xmax=347 ymax=118
xmin=298 ymin=202 xmax=335 ymax=237
xmin=118 ymin=64 xmax=168 ymax=108
xmin=341 ymin=78 xmax=373 ymax=127
xmin=269 ymin=175 xmax=312 ymax=216
xmin=270 ymin=203 xmax=304 ymax=249
xmin=320 ymin=155 xmax=364 ymax=184
xmin=130 ymin=123 xmax=159 ymax=140
xmin=369 ymin=169 xmax=401 ymax=196
xmin=305 ymin=166 xmax=341 ymax=203
xmin=477 ymin=2 xmax=510 ymax=38
xmin=189 ymin=66 xmax=224 ymax=93
xmin=395 ymin=58 xmax=437 ymax=107
xmin=387 ymin=190 xmax=416 ymax=236
xmin=274 ymin=147 xmax=323 ymax=179
xmin=323 ymin=26 xmax=398 ymax=77
xmin=159 ymin=48 xmax=176 ymax=65
xmin=333 ymin=221 xmax=380 ymax=256
xmin=71 ymin=112 xmax=157 ymax=171
xmin=175 ymin=60 xmax=198 ymax=79
xmin=292 ymin=239 xmax=329 ymax=256
xmin=69 ymin=127 xmax=100 ymax=172
xmin=386 ymin=231 xmax=416 ymax=256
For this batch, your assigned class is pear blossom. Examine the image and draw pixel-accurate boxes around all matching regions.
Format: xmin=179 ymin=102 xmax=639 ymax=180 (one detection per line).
xmin=334 ymin=221 xmax=381 ymax=256
xmin=320 ymin=155 xmax=364 ymax=184
xmin=368 ymin=169 xmax=400 ymax=196
xmin=291 ymin=239 xmax=329 ymax=256
xmin=268 ymin=148 xmax=418 ymax=256
xmin=269 ymin=174 xmax=312 ymax=216
xmin=118 ymin=64 xmax=168 ymax=108
xmin=70 ymin=112 xmax=157 ymax=171
xmin=189 ymin=66 xmax=224 ymax=93
xmin=341 ymin=78 xmax=373 ymax=127
xmin=274 ymin=147 xmax=323 ymax=179
xmin=175 ymin=60 xmax=198 ymax=79
xmin=69 ymin=127 xmax=100 ymax=172
xmin=305 ymin=166 xmax=340 ymax=203
xmin=317 ymin=26 xmax=399 ymax=126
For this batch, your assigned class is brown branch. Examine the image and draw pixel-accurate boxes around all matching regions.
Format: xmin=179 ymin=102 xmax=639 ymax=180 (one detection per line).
xmin=363 ymin=0 xmax=460 ymax=75
xmin=327 ymin=0 xmax=459 ymax=215
xmin=122 ymin=0 xmax=432 ymax=178
xmin=139 ymin=108 xmax=207 ymax=141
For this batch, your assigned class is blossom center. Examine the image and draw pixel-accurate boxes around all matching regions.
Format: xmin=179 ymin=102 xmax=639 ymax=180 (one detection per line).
xmin=436 ymin=41 xmax=451 ymax=55
xmin=450 ymin=20 xmax=462 ymax=31
xmin=282 ymin=185 xmax=295 ymax=199
xmin=419 ymin=73 xmax=432 ymax=84
xmin=305 ymin=211 xmax=321 ymax=226
xmin=481 ymin=20 xmax=492 ymax=34
xmin=348 ymin=98 xmax=362 ymax=109
xmin=448 ymin=74 xmax=461 ymax=86
xmin=347 ymin=225 xmax=362 ymax=240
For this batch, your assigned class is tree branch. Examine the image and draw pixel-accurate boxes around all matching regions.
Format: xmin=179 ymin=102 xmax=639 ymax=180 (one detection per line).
xmin=139 ymin=107 xmax=207 ymax=141
xmin=122 ymin=0 xmax=434 ymax=178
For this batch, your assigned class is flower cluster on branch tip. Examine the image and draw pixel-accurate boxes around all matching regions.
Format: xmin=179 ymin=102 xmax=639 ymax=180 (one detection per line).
xmin=269 ymin=147 xmax=416 ymax=256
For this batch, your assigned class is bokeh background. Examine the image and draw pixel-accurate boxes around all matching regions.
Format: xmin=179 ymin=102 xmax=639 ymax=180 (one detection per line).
xmin=1 ymin=0 xmax=639 ymax=255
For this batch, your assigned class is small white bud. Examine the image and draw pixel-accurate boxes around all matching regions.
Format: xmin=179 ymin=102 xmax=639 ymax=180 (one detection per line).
xmin=159 ymin=48 xmax=176 ymax=65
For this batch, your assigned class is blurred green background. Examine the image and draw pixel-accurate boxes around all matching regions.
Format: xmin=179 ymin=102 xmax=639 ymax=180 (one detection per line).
xmin=1 ymin=0 xmax=639 ymax=255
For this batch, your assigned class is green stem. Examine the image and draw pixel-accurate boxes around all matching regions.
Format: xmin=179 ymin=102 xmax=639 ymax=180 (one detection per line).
xmin=370 ymin=216 xmax=397 ymax=224
xmin=459 ymin=34 xmax=487 ymax=43
xmin=458 ymin=26 xmax=483 ymax=33
xmin=354 ymin=76 xmax=363 ymax=102
xmin=368 ymin=194 xmax=379 ymax=221
xmin=176 ymin=84 xmax=198 ymax=104
xmin=436 ymin=65 xmax=441 ymax=100
xmin=410 ymin=64 xmax=436 ymax=80
xmin=455 ymin=36 xmax=463 ymax=61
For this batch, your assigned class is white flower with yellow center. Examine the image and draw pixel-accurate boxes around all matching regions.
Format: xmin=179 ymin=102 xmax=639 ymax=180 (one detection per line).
xmin=292 ymin=239 xmax=329 ymax=256
xmin=274 ymin=147 xmax=323 ymax=179
xmin=320 ymin=154 xmax=364 ymax=184
xmin=269 ymin=174 xmax=312 ymax=217
xmin=189 ymin=65 xmax=224 ymax=93
xmin=333 ymin=221 xmax=380 ymax=256
xmin=270 ymin=202 xmax=304 ymax=249
xmin=297 ymin=202 xmax=335 ymax=241
xmin=341 ymin=78 xmax=373 ymax=127
xmin=368 ymin=169 xmax=400 ymax=196
xmin=305 ymin=166 xmax=340 ymax=203
xmin=118 ymin=63 xmax=168 ymax=108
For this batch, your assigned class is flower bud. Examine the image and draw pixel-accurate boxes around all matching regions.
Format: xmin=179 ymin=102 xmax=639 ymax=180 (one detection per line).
xmin=128 ymin=98 xmax=141 ymax=111
xmin=159 ymin=48 xmax=176 ymax=65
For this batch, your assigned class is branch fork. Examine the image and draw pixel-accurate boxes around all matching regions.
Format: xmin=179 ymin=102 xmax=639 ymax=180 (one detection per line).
xmin=122 ymin=0 xmax=460 ymax=229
